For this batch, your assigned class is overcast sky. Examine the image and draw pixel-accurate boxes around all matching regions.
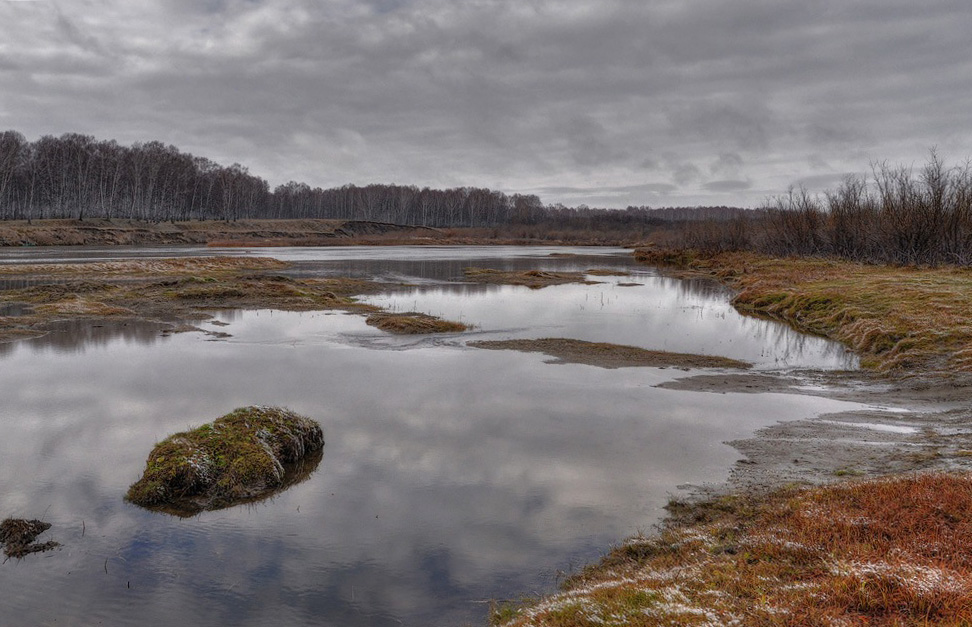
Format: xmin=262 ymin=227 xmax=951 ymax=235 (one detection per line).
xmin=1 ymin=1 xmax=970 ymax=208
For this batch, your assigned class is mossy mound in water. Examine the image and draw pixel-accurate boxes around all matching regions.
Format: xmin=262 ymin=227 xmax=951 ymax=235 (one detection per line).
xmin=126 ymin=406 xmax=324 ymax=513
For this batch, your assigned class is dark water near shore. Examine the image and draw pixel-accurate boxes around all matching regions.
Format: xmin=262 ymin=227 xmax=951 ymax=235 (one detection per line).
xmin=0 ymin=246 xmax=869 ymax=626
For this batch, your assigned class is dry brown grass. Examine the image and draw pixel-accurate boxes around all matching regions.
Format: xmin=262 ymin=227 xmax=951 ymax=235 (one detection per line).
xmin=365 ymin=312 xmax=468 ymax=334
xmin=634 ymin=250 xmax=972 ymax=374
xmin=0 ymin=256 xmax=289 ymax=277
xmin=493 ymin=473 xmax=972 ymax=627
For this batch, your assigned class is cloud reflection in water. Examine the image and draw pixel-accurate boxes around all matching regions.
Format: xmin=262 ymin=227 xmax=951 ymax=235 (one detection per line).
xmin=0 ymin=284 xmax=864 ymax=625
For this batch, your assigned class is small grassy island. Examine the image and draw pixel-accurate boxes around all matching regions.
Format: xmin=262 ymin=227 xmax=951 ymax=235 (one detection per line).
xmin=366 ymin=311 xmax=469 ymax=334
xmin=126 ymin=406 xmax=324 ymax=515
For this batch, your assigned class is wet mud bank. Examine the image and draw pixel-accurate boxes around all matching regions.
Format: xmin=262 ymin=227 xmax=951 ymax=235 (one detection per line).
xmin=462 ymin=267 xmax=600 ymax=289
xmin=665 ymin=370 xmax=972 ymax=496
xmin=469 ymin=338 xmax=751 ymax=370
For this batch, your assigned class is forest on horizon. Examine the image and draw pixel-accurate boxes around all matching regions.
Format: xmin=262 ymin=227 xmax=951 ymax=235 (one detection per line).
xmin=0 ymin=130 xmax=745 ymax=229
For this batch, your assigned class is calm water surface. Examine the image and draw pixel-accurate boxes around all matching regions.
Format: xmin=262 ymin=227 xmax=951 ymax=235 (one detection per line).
xmin=0 ymin=246 xmax=874 ymax=626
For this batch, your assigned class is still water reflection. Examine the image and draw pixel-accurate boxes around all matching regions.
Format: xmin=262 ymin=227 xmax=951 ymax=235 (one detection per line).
xmin=0 ymin=246 xmax=869 ymax=626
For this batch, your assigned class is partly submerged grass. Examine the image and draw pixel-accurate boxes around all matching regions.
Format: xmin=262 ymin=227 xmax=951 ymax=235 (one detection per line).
xmin=585 ymin=269 xmax=632 ymax=277
xmin=0 ymin=518 xmax=59 ymax=559
xmin=0 ymin=260 xmax=391 ymax=341
xmin=635 ymin=250 xmax=972 ymax=374
xmin=493 ymin=473 xmax=972 ymax=627
xmin=366 ymin=312 xmax=468 ymax=334
xmin=463 ymin=268 xmax=600 ymax=289
xmin=126 ymin=406 xmax=324 ymax=514
xmin=469 ymin=338 xmax=750 ymax=369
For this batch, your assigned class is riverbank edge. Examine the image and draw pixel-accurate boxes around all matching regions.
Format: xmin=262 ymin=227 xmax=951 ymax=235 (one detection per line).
xmin=0 ymin=256 xmax=470 ymax=344
xmin=489 ymin=249 xmax=972 ymax=626
xmin=0 ymin=219 xmax=647 ymax=248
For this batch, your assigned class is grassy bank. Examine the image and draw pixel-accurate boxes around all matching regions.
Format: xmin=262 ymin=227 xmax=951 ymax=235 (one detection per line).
xmin=0 ymin=219 xmax=650 ymax=248
xmin=493 ymin=473 xmax=972 ymax=626
xmin=0 ymin=218 xmax=449 ymax=247
xmin=635 ymin=249 xmax=972 ymax=374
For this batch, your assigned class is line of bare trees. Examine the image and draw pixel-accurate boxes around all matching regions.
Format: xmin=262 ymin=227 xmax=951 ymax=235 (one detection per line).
xmin=0 ymin=130 xmax=542 ymax=227
xmin=0 ymin=130 xmax=754 ymax=232
xmin=0 ymin=131 xmax=269 ymax=223
xmin=665 ymin=153 xmax=972 ymax=266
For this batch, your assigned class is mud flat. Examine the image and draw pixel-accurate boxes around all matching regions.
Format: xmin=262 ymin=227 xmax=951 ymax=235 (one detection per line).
xmin=0 ymin=256 xmax=462 ymax=342
xmin=462 ymin=268 xmax=600 ymax=289
xmin=469 ymin=338 xmax=750 ymax=370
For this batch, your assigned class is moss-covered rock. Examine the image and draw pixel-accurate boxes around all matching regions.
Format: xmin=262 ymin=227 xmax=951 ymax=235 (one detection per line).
xmin=126 ymin=406 xmax=324 ymax=514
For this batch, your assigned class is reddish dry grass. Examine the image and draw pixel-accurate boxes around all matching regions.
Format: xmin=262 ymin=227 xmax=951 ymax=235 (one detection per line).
xmin=494 ymin=473 xmax=972 ymax=627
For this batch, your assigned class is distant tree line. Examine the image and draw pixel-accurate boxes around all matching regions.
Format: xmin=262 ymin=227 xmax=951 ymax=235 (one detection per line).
xmin=0 ymin=130 xmax=535 ymax=226
xmin=0 ymin=130 xmax=745 ymax=231
xmin=664 ymin=153 xmax=972 ymax=266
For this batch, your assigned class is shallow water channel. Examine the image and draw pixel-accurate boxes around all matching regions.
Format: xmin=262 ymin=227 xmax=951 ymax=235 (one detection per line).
xmin=0 ymin=246 xmax=871 ymax=626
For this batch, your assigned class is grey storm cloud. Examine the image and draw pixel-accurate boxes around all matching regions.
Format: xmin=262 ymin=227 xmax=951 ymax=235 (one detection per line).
xmin=1 ymin=0 xmax=970 ymax=208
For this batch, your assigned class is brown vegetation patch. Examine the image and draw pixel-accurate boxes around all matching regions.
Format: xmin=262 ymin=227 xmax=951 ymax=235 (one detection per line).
xmin=365 ymin=312 xmax=468 ymax=334
xmin=0 ymin=259 xmax=397 ymax=342
xmin=469 ymin=338 xmax=750 ymax=369
xmin=0 ymin=256 xmax=289 ymax=277
xmin=126 ymin=406 xmax=324 ymax=516
xmin=584 ymin=268 xmax=631 ymax=276
xmin=1 ymin=518 xmax=59 ymax=559
xmin=34 ymin=298 xmax=136 ymax=317
xmin=493 ymin=473 xmax=972 ymax=627
xmin=0 ymin=219 xmax=454 ymax=248
xmin=634 ymin=250 xmax=972 ymax=373
xmin=463 ymin=268 xmax=600 ymax=289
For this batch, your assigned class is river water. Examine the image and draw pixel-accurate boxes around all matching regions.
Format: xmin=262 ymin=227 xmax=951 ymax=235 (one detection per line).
xmin=0 ymin=246 xmax=869 ymax=626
